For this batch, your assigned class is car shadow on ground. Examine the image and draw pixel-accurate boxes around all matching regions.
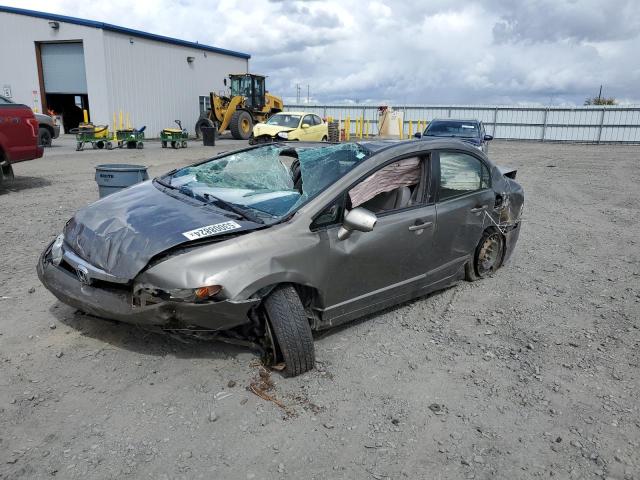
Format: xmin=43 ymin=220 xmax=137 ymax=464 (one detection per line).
xmin=0 ymin=176 xmax=51 ymax=195
xmin=312 ymin=284 xmax=457 ymax=341
xmin=49 ymin=303 xmax=255 ymax=361
xmin=48 ymin=283 xmax=460 ymax=364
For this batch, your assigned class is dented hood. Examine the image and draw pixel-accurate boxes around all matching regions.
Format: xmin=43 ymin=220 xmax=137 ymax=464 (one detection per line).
xmin=63 ymin=180 xmax=258 ymax=280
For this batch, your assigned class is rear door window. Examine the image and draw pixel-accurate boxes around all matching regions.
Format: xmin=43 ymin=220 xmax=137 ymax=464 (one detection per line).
xmin=438 ymin=152 xmax=490 ymax=201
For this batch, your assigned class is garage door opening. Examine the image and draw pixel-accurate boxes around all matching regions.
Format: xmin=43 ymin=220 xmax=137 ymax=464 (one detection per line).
xmin=36 ymin=41 xmax=89 ymax=132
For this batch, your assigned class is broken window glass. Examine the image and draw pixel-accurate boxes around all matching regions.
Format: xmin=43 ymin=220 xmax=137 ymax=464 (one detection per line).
xmin=166 ymin=143 xmax=369 ymax=219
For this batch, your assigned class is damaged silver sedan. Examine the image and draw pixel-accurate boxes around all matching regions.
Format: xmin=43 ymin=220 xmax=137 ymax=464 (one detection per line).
xmin=38 ymin=139 xmax=524 ymax=376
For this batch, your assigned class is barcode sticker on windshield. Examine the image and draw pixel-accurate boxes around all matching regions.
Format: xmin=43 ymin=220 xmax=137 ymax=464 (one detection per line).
xmin=182 ymin=221 xmax=242 ymax=240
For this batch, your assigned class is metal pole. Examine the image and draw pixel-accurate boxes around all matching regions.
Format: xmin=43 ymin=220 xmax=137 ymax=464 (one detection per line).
xmin=597 ymin=107 xmax=605 ymax=144
xmin=493 ymin=107 xmax=498 ymax=136
xmin=541 ymin=108 xmax=549 ymax=142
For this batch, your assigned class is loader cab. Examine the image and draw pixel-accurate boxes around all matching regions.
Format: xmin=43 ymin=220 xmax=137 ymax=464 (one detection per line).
xmin=229 ymin=74 xmax=266 ymax=110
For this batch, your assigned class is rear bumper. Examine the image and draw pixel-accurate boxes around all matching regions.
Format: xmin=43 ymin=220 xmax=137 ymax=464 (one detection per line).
xmin=37 ymin=246 xmax=258 ymax=331
xmin=502 ymin=221 xmax=521 ymax=264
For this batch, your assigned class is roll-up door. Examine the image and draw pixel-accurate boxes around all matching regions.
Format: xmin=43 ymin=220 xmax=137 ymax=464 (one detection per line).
xmin=41 ymin=42 xmax=88 ymax=94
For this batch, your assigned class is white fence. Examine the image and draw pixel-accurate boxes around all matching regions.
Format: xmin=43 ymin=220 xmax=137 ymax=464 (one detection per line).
xmin=283 ymin=104 xmax=640 ymax=143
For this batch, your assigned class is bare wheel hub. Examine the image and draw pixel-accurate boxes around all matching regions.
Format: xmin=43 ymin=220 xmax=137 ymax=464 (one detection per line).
xmin=477 ymin=233 xmax=502 ymax=276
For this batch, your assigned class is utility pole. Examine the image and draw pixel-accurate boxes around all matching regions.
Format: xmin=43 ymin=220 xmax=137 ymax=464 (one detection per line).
xmin=307 ymin=85 xmax=310 ymax=104
xmin=296 ymin=84 xmax=301 ymax=104
xmin=597 ymin=85 xmax=602 ymax=103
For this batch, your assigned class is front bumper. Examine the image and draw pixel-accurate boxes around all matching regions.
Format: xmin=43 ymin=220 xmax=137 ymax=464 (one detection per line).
xmin=37 ymin=245 xmax=258 ymax=331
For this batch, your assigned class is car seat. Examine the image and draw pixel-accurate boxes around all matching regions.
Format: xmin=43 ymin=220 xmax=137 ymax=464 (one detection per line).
xmin=360 ymin=186 xmax=412 ymax=213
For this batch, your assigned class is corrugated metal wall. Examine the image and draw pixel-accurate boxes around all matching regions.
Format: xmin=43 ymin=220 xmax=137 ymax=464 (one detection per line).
xmin=103 ymin=31 xmax=248 ymax=136
xmin=284 ymin=104 xmax=640 ymax=143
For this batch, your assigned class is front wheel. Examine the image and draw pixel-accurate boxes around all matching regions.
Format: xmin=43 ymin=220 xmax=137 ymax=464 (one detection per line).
xmin=229 ymin=110 xmax=253 ymax=140
xmin=38 ymin=127 xmax=52 ymax=147
xmin=465 ymin=229 xmax=505 ymax=281
xmin=263 ymin=285 xmax=315 ymax=377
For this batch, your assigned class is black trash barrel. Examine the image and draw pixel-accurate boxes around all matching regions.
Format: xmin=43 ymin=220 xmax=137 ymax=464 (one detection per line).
xmin=202 ymin=127 xmax=216 ymax=146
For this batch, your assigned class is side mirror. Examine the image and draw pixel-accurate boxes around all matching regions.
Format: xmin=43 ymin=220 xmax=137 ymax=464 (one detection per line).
xmin=484 ymin=134 xmax=493 ymax=141
xmin=337 ymin=208 xmax=377 ymax=241
xmin=413 ymin=132 xmax=422 ymax=138
xmin=301 ymin=123 xmax=310 ymax=129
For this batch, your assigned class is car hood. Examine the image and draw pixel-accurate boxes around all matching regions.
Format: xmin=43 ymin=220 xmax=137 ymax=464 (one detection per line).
xmin=253 ymin=124 xmax=294 ymax=137
xmin=459 ymin=137 xmax=481 ymax=146
xmin=63 ymin=180 xmax=259 ymax=280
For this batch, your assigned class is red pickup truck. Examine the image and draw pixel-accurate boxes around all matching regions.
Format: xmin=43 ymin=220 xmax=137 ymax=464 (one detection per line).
xmin=0 ymin=98 xmax=43 ymax=184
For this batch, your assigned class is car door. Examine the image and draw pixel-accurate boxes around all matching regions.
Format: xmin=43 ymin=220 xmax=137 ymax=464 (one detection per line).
xmin=314 ymin=154 xmax=437 ymax=323
xmin=311 ymin=115 xmax=325 ymax=141
xmin=431 ymin=150 xmax=494 ymax=281
xmin=300 ymin=114 xmax=315 ymax=140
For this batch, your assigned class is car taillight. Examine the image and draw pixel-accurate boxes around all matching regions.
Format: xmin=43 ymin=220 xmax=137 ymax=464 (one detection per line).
xmin=26 ymin=118 xmax=38 ymax=138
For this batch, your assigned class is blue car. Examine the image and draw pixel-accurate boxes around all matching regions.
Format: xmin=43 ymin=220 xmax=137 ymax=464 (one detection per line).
xmin=415 ymin=119 xmax=493 ymax=154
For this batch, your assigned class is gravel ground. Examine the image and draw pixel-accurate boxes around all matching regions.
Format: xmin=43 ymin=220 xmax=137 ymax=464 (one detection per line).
xmin=0 ymin=136 xmax=639 ymax=480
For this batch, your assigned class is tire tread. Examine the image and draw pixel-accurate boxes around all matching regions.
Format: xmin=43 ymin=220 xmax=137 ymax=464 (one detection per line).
xmin=264 ymin=285 xmax=315 ymax=377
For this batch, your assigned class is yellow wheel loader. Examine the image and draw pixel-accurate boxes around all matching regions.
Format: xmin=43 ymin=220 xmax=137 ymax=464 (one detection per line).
xmin=195 ymin=74 xmax=283 ymax=140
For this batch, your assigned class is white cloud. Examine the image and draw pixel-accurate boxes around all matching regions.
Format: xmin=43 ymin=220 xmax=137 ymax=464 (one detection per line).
xmin=6 ymin=0 xmax=640 ymax=104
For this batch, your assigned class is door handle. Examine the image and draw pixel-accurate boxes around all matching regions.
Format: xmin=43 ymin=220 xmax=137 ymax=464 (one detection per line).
xmin=470 ymin=205 xmax=488 ymax=213
xmin=409 ymin=221 xmax=433 ymax=231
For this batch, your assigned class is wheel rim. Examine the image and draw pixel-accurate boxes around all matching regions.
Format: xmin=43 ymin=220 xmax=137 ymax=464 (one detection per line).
xmin=241 ymin=117 xmax=251 ymax=133
xmin=263 ymin=318 xmax=279 ymax=364
xmin=477 ymin=233 xmax=503 ymax=276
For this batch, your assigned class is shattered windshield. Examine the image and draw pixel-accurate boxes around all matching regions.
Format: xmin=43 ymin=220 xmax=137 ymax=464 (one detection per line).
xmin=266 ymin=114 xmax=301 ymax=128
xmin=162 ymin=143 xmax=370 ymax=222
xmin=425 ymin=121 xmax=479 ymax=138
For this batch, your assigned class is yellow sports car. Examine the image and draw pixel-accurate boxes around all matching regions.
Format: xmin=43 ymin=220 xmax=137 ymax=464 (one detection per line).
xmin=250 ymin=112 xmax=328 ymax=144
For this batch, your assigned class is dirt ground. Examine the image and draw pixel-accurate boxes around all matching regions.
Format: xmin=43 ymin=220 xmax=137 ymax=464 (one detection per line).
xmin=0 ymin=136 xmax=638 ymax=480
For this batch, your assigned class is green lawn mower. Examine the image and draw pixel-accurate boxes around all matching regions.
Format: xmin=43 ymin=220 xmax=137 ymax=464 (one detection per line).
xmin=160 ymin=120 xmax=188 ymax=149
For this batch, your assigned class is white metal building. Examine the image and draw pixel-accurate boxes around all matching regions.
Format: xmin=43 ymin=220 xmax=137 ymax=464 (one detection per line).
xmin=0 ymin=6 xmax=250 ymax=135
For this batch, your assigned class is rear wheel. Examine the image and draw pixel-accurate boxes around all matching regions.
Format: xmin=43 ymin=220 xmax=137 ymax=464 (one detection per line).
xmin=229 ymin=110 xmax=253 ymax=140
xmin=263 ymin=285 xmax=315 ymax=377
xmin=195 ymin=118 xmax=215 ymax=138
xmin=466 ymin=229 xmax=505 ymax=281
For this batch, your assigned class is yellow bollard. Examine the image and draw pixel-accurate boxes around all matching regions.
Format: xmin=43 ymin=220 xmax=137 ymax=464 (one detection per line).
xmin=112 ymin=113 xmax=117 ymax=140
xmin=82 ymin=109 xmax=88 ymax=124
xmin=360 ymin=116 xmax=364 ymax=138
xmin=345 ymin=116 xmax=350 ymax=141
xmin=398 ymin=118 xmax=403 ymax=140
xmin=126 ymin=113 xmax=131 ymax=130
xmin=408 ymin=121 xmax=413 ymax=138
xmin=365 ymin=120 xmax=369 ymax=137
xmin=119 ymin=111 xmax=123 ymax=130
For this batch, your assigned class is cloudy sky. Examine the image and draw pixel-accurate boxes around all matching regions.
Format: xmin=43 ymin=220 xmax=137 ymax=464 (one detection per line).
xmin=6 ymin=0 xmax=640 ymax=105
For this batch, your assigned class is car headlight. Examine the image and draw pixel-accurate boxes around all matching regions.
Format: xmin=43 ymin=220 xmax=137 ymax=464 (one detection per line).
xmin=277 ymin=131 xmax=288 ymax=139
xmin=51 ymin=234 xmax=64 ymax=266
xmin=133 ymin=282 xmax=222 ymax=304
